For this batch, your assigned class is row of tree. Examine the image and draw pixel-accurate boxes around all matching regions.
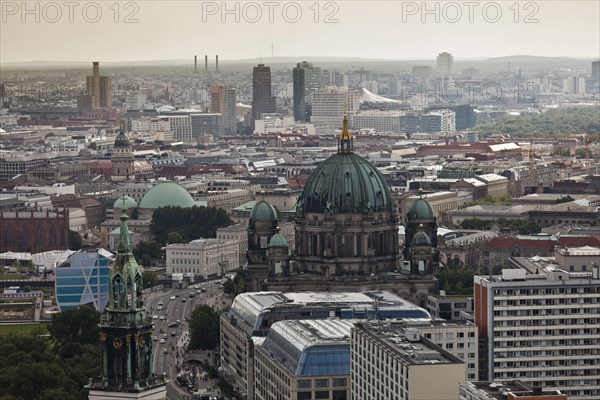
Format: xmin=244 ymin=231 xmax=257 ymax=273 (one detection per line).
xmin=149 ymin=206 xmax=232 ymax=245
xmin=459 ymin=218 xmax=540 ymax=235
xmin=0 ymin=305 xmax=101 ymax=400
xmin=475 ymin=107 xmax=600 ymax=137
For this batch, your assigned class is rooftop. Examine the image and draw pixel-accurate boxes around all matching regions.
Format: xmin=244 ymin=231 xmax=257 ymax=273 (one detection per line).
xmin=355 ymin=320 xmax=463 ymax=365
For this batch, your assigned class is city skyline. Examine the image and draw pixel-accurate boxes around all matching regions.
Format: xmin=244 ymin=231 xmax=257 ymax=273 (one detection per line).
xmin=1 ymin=1 xmax=599 ymax=64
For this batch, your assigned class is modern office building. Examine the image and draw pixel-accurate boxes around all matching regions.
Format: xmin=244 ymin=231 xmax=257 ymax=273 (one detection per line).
xmin=563 ymin=76 xmax=586 ymax=95
xmin=427 ymin=294 xmax=474 ymax=321
xmin=55 ymin=248 xmax=114 ymax=312
xmin=211 ymin=84 xmax=237 ymax=135
xmin=352 ymin=110 xmax=404 ymax=133
xmin=421 ymin=109 xmax=456 ymax=133
xmin=437 ymin=52 xmax=454 ymax=75
xmin=310 ymin=87 xmax=361 ymax=130
xmin=166 ymin=238 xmax=239 ymax=278
xmin=220 ymin=291 xmax=430 ymax=398
xmin=351 ymin=320 xmax=465 ymax=400
xmin=293 ymin=61 xmax=322 ymax=122
xmin=252 ymin=64 xmax=276 ymax=127
xmin=254 ymin=319 xmax=354 ymax=400
xmin=475 ymin=267 xmax=600 ymax=399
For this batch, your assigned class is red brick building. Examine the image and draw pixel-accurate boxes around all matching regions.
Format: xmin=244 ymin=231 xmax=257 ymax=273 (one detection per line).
xmin=0 ymin=209 xmax=70 ymax=253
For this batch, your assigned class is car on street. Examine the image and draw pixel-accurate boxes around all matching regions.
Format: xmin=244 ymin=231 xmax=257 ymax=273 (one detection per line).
xmin=170 ymin=296 xmax=176 ymax=300
xmin=152 ymin=336 xmax=158 ymax=341
xmin=157 ymin=305 xmax=162 ymax=310
xmin=152 ymin=314 xmax=158 ymax=319
xmin=170 ymin=331 xmax=176 ymax=337
xmin=181 ymin=299 xmax=187 ymax=302
xmin=163 ymin=348 xmax=168 ymax=354
xmin=158 ymin=300 xmax=163 ymax=305
xmin=168 ymin=322 xmax=178 ymax=328
xmin=160 ymin=338 xmax=166 ymax=344
xmin=159 ymin=315 xmax=165 ymax=320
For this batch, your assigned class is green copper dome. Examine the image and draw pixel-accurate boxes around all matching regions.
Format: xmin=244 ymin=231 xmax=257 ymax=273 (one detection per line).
xmin=407 ymin=198 xmax=435 ymax=221
xmin=268 ymin=233 xmax=288 ymax=248
xmin=412 ymin=230 xmax=432 ymax=246
xmin=113 ymin=195 xmax=138 ymax=210
xmin=298 ymin=153 xmax=393 ymax=214
xmin=250 ymin=200 xmax=278 ymax=222
xmin=114 ymin=131 xmax=130 ymax=147
xmin=139 ymin=181 xmax=196 ymax=209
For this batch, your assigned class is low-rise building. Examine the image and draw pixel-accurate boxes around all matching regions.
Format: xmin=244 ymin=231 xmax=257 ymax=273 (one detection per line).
xmin=166 ymin=238 xmax=239 ymax=278
xmin=554 ymin=245 xmax=600 ymax=271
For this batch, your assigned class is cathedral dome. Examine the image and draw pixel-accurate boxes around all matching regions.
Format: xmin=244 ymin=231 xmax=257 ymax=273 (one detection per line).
xmin=250 ymin=200 xmax=278 ymax=222
xmin=299 ymin=153 xmax=393 ymax=214
xmin=114 ymin=131 xmax=130 ymax=147
xmin=407 ymin=198 xmax=435 ymax=221
xmin=113 ymin=195 xmax=138 ymax=210
xmin=268 ymin=233 xmax=288 ymax=248
xmin=139 ymin=181 xmax=196 ymax=209
xmin=412 ymin=229 xmax=432 ymax=246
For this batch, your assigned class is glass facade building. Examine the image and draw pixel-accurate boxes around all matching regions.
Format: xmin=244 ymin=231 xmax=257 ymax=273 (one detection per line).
xmin=55 ymin=249 xmax=114 ymax=312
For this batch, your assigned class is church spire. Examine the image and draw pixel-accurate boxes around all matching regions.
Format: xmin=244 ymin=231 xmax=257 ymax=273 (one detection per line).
xmin=338 ymin=115 xmax=353 ymax=153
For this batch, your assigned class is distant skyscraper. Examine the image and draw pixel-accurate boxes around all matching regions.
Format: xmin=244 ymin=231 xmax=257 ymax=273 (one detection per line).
xmin=563 ymin=75 xmax=586 ymax=95
xmin=251 ymin=64 xmax=276 ymax=127
xmin=212 ymin=84 xmax=236 ymax=134
xmin=436 ymin=52 xmax=453 ymax=75
xmin=81 ymin=62 xmax=112 ymax=110
xmin=592 ymin=60 xmax=600 ymax=82
xmin=310 ymin=86 xmax=361 ymax=131
xmin=293 ymin=61 xmax=321 ymax=122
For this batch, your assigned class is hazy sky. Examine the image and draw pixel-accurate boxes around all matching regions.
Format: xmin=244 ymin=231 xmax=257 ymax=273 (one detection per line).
xmin=1 ymin=1 xmax=599 ymax=63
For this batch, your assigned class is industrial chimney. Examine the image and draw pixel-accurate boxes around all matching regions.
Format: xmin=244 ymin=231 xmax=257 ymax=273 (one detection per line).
xmin=205 ymin=55 xmax=208 ymax=72
xmin=216 ymin=55 xmax=219 ymax=72
xmin=194 ymin=55 xmax=197 ymax=72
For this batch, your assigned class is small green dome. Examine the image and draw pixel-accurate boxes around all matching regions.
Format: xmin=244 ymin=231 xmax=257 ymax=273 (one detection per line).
xmin=139 ymin=181 xmax=196 ymax=209
xmin=250 ymin=200 xmax=277 ymax=222
xmin=412 ymin=230 xmax=432 ymax=246
xmin=407 ymin=198 xmax=435 ymax=221
xmin=298 ymin=152 xmax=393 ymax=214
xmin=269 ymin=233 xmax=288 ymax=248
xmin=114 ymin=131 xmax=130 ymax=147
xmin=113 ymin=195 xmax=138 ymax=210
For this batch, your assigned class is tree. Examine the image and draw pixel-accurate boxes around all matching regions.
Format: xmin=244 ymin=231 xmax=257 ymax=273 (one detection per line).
xmin=188 ymin=305 xmax=220 ymax=351
xmin=142 ymin=270 xmax=158 ymax=288
xmin=133 ymin=240 xmax=162 ymax=260
xmin=150 ymin=206 xmax=232 ymax=245
xmin=68 ymin=230 xmax=82 ymax=251
xmin=48 ymin=304 xmax=101 ymax=350
xmin=130 ymin=207 xmax=139 ymax=220
xmin=222 ymin=279 xmax=235 ymax=294
xmin=555 ymin=195 xmax=575 ymax=204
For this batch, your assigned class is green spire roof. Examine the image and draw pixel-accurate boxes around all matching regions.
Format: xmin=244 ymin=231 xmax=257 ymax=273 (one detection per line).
xmin=113 ymin=195 xmax=137 ymax=210
xmin=250 ymin=200 xmax=278 ymax=222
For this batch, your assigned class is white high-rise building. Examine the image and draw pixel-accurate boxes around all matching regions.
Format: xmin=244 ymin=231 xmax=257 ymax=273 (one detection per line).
xmin=563 ymin=76 xmax=586 ymax=95
xmin=310 ymin=86 xmax=361 ymax=131
xmin=475 ymin=267 xmax=600 ymax=399
xmin=437 ymin=52 xmax=453 ymax=76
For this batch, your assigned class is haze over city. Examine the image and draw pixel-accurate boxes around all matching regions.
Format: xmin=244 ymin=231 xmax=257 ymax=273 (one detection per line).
xmin=1 ymin=0 xmax=599 ymax=64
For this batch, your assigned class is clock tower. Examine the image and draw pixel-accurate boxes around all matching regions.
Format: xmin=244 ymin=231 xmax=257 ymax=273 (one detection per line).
xmin=87 ymin=208 xmax=167 ymax=400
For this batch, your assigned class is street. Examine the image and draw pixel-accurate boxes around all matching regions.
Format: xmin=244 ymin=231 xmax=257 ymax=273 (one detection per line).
xmin=143 ymin=280 xmax=231 ymax=400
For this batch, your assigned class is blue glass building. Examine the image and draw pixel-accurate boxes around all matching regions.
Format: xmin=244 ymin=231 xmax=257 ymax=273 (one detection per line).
xmin=55 ymin=248 xmax=114 ymax=312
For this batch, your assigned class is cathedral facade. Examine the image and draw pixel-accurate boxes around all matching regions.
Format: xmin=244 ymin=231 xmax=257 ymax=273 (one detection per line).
xmin=246 ymin=117 xmax=439 ymax=306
